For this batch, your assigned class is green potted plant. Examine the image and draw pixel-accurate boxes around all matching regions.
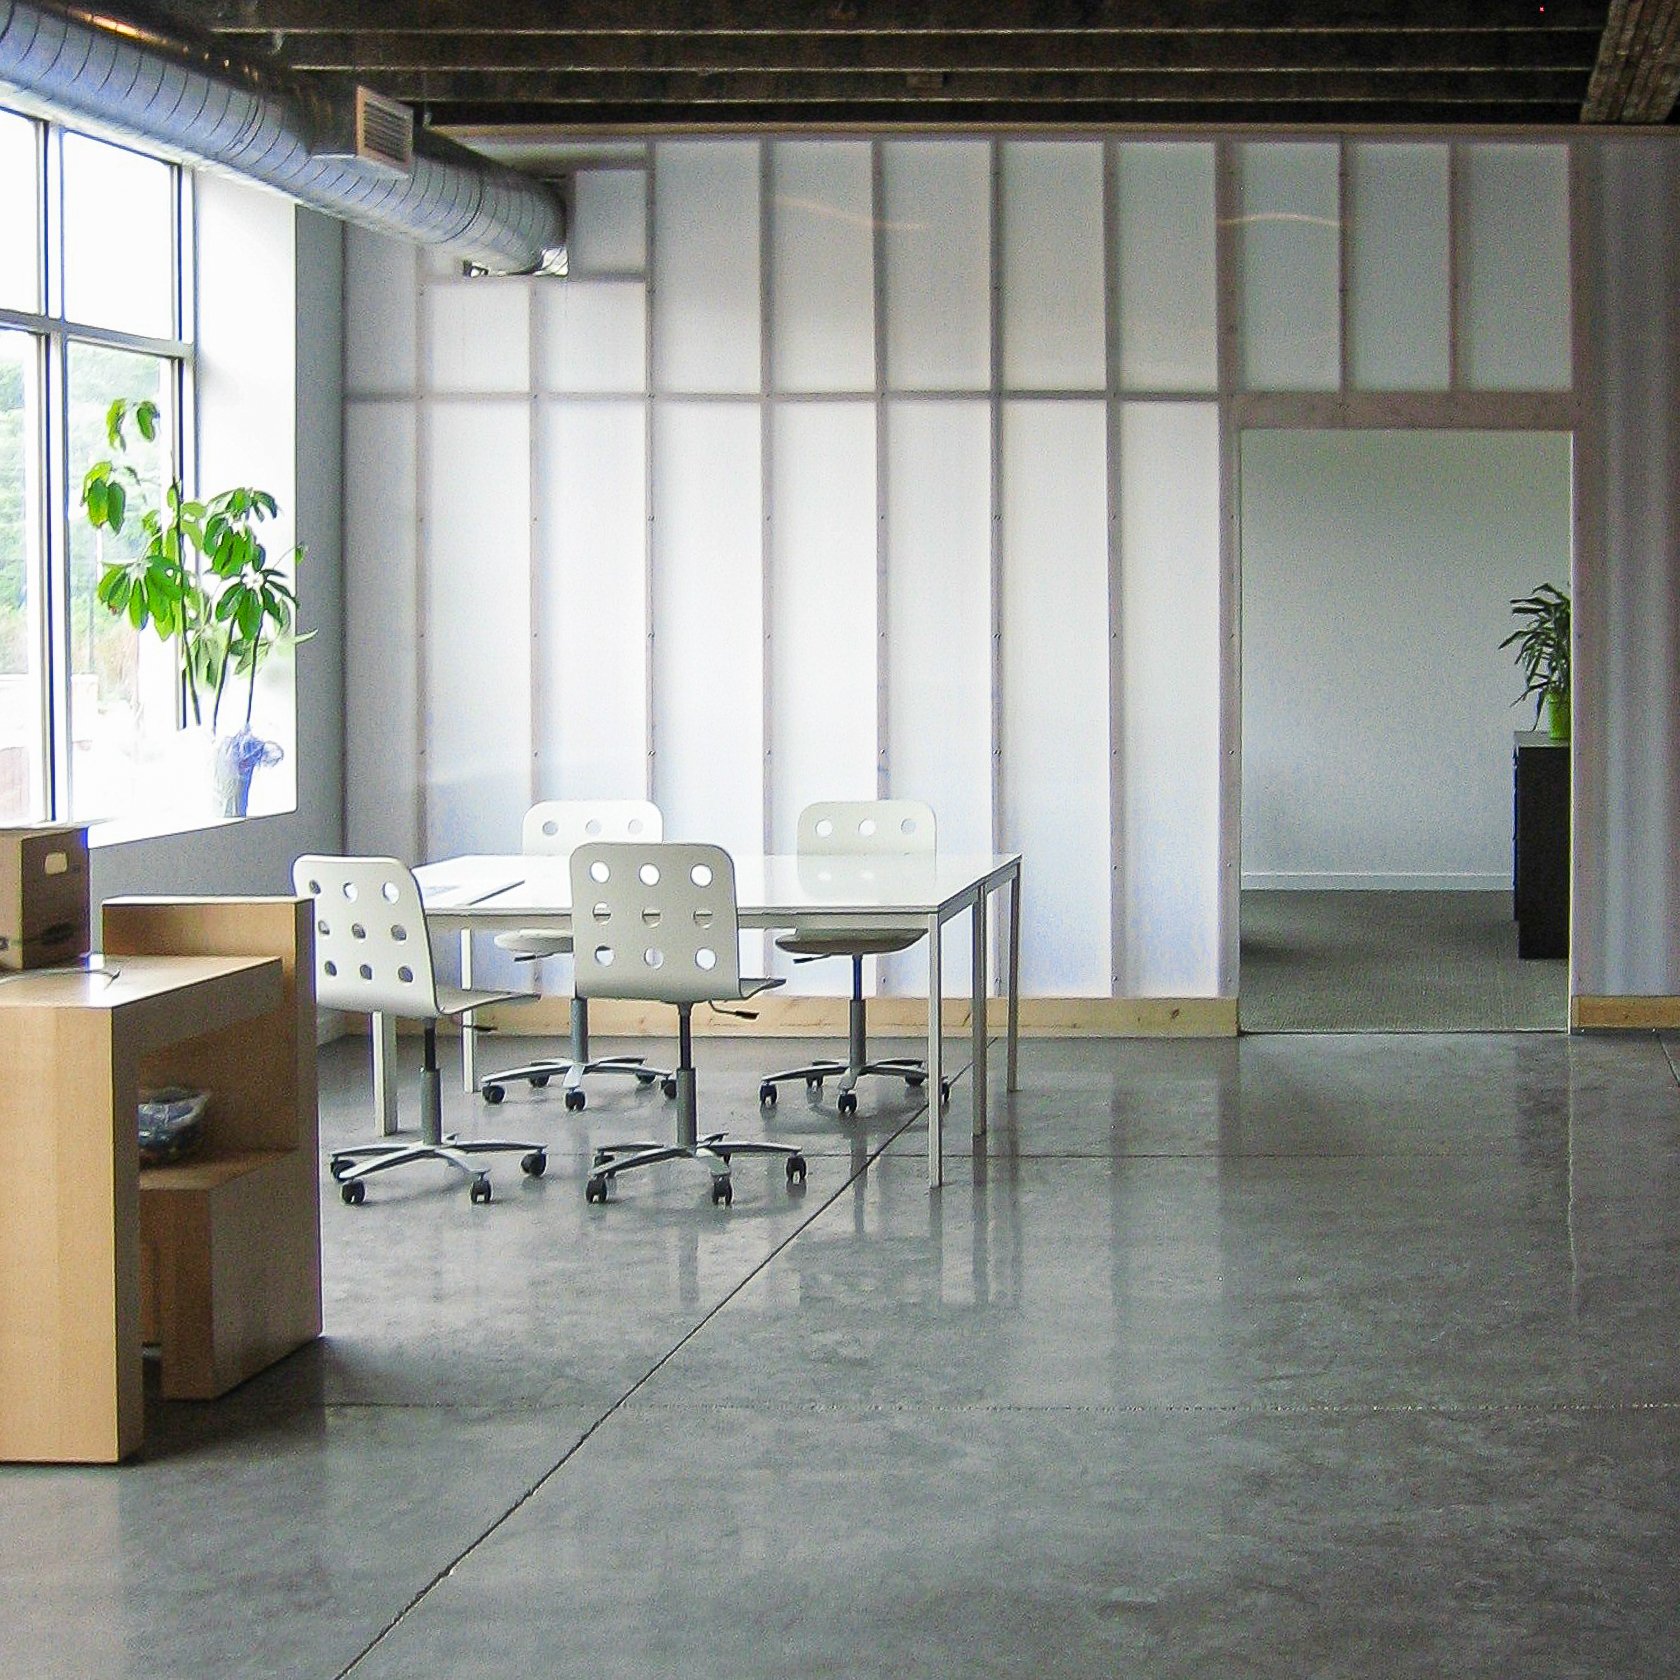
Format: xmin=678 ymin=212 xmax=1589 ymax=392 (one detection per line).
xmin=1501 ymin=582 xmax=1570 ymax=742
xmin=80 ymin=398 xmax=304 ymax=816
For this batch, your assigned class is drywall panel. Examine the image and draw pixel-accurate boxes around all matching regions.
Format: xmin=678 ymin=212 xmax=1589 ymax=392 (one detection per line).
xmin=1001 ymin=141 xmax=1106 ymax=390
xmin=1240 ymin=429 xmax=1573 ymax=889
xmin=345 ymin=400 xmax=419 ymax=863
xmin=1238 ymin=142 xmax=1341 ymax=392
xmin=885 ymin=399 xmax=993 ymax=998
xmin=768 ymin=402 xmax=878 ymax=847
xmin=651 ymin=402 xmax=764 ymax=861
xmin=1116 ymin=141 xmax=1218 ymax=393
xmin=883 ymin=140 xmax=991 ymax=391
xmin=1001 ymin=400 xmax=1111 ymax=996
xmin=536 ymin=280 xmax=646 ymax=394
xmin=1462 ymin=143 xmax=1572 ymax=392
xmin=535 ymin=401 xmax=648 ymax=801
xmin=344 ymin=224 xmax=416 ymax=395
xmin=653 ymin=142 xmax=761 ymax=394
xmin=425 ymin=281 xmax=531 ymax=393
xmin=570 ymin=168 xmax=647 ymax=275
xmin=767 ymin=402 xmax=878 ymax=992
xmin=423 ymin=401 xmax=532 ymax=862
xmin=771 ymin=142 xmax=875 ymax=393
xmin=1120 ymin=403 xmax=1222 ymax=997
xmin=1349 ymin=143 xmax=1451 ymax=391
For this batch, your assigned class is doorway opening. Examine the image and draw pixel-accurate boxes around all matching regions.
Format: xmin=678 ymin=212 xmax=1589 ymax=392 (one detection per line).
xmin=1237 ymin=429 xmax=1572 ymax=1032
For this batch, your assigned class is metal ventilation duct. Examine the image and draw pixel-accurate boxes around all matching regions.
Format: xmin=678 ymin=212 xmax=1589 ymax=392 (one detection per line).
xmin=0 ymin=1 xmax=566 ymax=275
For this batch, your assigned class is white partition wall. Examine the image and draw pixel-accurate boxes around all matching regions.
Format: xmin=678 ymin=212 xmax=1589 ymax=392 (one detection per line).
xmin=339 ymin=135 xmax=1593 ymax=1024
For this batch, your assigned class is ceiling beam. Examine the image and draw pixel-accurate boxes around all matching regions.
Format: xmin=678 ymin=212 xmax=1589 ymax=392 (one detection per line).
xmin=1582 ymin=0 xmax=1680 ymax=119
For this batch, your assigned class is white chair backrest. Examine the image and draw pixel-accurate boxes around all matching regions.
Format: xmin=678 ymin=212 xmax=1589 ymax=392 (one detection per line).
xmin=522 ymin=800 xmax=662 ymax=856
xmin=798 ymin=800 xmax=936 ymax=857
xmin=569 ymin=842 xmax=743 ymax=1005
xmin=291 ymin=854 xmax=440 ymax=1019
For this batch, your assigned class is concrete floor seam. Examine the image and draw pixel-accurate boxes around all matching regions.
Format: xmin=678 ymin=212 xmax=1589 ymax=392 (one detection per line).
xmin=619 ymin=1400 xmax=1680 ymax=1418
xmin=335 ymin=1101 xmax=923 ymax=1679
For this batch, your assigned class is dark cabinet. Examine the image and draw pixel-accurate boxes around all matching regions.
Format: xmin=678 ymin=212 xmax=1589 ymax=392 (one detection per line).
xmin=1513 ymin=731 xmax=1569 ymax=959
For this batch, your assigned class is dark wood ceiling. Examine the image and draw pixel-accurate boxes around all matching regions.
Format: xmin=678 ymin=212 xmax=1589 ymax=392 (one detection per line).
xmin=145 ymin=1 xmax=1680 ymax=131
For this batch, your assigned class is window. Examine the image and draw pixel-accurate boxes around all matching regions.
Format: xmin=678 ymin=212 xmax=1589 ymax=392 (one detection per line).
xmin=0 ymin=106 xmax=193 ymax=830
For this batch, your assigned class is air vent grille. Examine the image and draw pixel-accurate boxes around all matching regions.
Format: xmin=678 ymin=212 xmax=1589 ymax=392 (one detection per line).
xmin=354 ymin=87 xmax=413 ymax=176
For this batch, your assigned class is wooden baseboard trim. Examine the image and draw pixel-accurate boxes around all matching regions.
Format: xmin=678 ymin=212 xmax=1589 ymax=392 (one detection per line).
xmin=332 ymin=995 xmax=1239 ymax=1040
xmin=1571 ymin=995 xmax=1680 ymax=1030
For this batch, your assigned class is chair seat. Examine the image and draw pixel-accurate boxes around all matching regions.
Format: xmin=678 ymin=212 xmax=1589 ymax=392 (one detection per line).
xmin=740 ymin=976 xmax=784 ymax=1000
xmin=777 ymin=929 xmax=922 ymax=959
xmin=494 ymin=929 xmax=574 ymax=958
xmin=437 ymin=984 xmax=523 ymax=1020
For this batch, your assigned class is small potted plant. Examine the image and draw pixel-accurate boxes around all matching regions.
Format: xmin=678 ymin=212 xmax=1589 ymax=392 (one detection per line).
xmin=80 ymin=398 xmax=305 ymax=816
xmin=1501 ymin=582 xmax=1570 ymax=742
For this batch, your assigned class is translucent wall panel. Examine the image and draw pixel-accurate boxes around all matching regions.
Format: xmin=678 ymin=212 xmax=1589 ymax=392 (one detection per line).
xmin=424 ymin=401 xmax=532 ymax=860
xmin=535 ymin=401 xmax=648 ymax=800
xmin=883 ymin=141 xmax=991 ymax=391
xmin=1462 ymin=143 xmax=1571 ymax=392
xmin=1239 ymin=143 xmax=1341 ymax=391
xmin=768 ymin=403 xmax=878 ymax=990
xmin=0 ymin=111 xmax=38 ymax=313
xmin=345 ymin=402 xmax=419 ymax=861
xmin=885 ymin=400 xmax=993 ymax=998
xmin=426 ymin=283 xmax=531 ymax=393
xmin=1119 ymin=403 xmax=1222 ymax=997
xmin=345 ymin=226 xmax=416 ymax=395
xmin=653 ymin=143 xmax=761 ymax=393
xmin=1001 ymin=401 xmax=1111 ymax=996
xmin=771 ymin=142 xmax=875 ymax=392
xmin=1116 ymin=142 xmax=1218 ymax=392
xmin=651 ymin=402 xmax=764 ymax=860
xmin=570 ymin=169 xmax=647 ymax=275
xmin=1349 ymin=143 xmax=1450 ymax=391
xmin=769 ymin=402 xmax=878 ymax=845
xmin=1001 ymin=141 xmax=1106 ymax=390
xmin=536 ymin=281 xmax=646 ymax=393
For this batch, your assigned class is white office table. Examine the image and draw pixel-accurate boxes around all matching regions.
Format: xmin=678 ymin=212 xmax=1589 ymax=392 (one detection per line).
xmin=383 ymin=851 xmax=1021 ymax=1189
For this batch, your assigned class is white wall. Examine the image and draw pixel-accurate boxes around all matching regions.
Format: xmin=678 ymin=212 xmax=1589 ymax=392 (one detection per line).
xmin=90 ymin=193 xmax=344 ymax=904
xmin=1240 ymin=430 xmax=1573 ymax=889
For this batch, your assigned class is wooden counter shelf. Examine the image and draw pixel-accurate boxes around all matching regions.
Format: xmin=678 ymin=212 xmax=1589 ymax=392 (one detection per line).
xmin=0 ymin=897 xmax=322 ymax=1464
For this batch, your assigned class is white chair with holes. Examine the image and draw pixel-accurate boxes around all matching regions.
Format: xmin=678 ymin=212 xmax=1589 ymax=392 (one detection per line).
xmin=292 ymin=855 xmax=547 ymax=1205
xmin=571 ymin=841 xmax=808 ymax=1207
xmin=479 ymin=800 xmax=674 ymax=1112
xmin=758 ymin=799 xmax=949 ymax=1117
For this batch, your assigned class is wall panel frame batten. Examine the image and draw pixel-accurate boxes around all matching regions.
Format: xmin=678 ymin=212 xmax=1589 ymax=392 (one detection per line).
xmin=759 ymin=138 xmax=774 ymax=857
xmin=1103 ymin=139 xmax=1125 ymax=996
xmin=872 ymin=140 xmax=890 ymax=800
xmin=1215 ymin=139 xmax=1243 ymax=1001
xmin=412 ymin=245 xmax=429 ymax=857
xmin=989 ymin=139 xmax=1005 ymax=870
xmin=644 ymin=148 xmax=657 ymax=803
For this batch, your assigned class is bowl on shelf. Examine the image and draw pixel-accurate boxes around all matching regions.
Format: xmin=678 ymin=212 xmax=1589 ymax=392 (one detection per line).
xmin=137 ymin=1087 xmax=209 ymax=1167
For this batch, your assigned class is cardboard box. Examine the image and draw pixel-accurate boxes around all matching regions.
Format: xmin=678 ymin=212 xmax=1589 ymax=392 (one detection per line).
xmin=0 ymin=826 xmax=90 ymax=971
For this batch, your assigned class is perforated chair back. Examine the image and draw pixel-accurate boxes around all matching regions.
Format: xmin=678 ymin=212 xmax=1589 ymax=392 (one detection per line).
xmin=522 ymin=800 xmax=662 ymax=857
xmin=292 ymin=854 xmax=442 ymax=1020
xmin=570 ymin=842 xmax=744 ymax=1005
xmin=798 ymin=800 xmax=936 ymax=857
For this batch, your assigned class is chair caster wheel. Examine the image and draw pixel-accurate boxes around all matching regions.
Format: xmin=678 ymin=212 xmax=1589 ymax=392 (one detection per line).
xmin=593 ymin=1147 xmax=614 ymax=1167
xmin=786 ymin=1154 xmax=807 ymax=1184
xmin=586 ymin=1174 xmax=609 ymax=1204
xmin=470 ymin=1175 xmax=492 ymax=1205
xmin=837 ymin=1090 xmax=858 ymax=1117
xmin=661 ymin=1078 xmax=678 ymax=1099
xmin=341 ymin=1179 xmax=365 ymax=1205
xmin=521 ymin=1151 xmax=546 ymax=1177
xmin=905 ymin=1073 xmax=926 ymax=1088
xmin=481 ymin=1083 xmax=504 ymax=1105
xmin=806 ymin=1075 xmax=822 ymax=1091
xmin=564 ymin=1088 xmax=586 ymax=1112
xmin=759 ymin=1083 xmax=777 ymax=1106
xmin=711 ymin=1176 xmax=733 ymax=1206
xmin=636 ymin=1071 xmax=658 ymax=1086
xmin=531 ymin=1073 xmax=550 ymax=1089
xmin=329 ymin=1157 xmax=352 ymax=1181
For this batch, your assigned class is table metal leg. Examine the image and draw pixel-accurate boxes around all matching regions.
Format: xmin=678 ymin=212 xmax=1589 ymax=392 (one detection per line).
xmin=927 ymin=910 xmax=943 ymax=1190
xmin=1007 ymin=864 xmax=1021 ymax=1092
xmin=971 ymin=887 xmax=988 ymax=1141
xmin=372 ymin=1010 xmax=399 ymax=1136
xmin=460 ymin=928 xmax=477 ymax=1093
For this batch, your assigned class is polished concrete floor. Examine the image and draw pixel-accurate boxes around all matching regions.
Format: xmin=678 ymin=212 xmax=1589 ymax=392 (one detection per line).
xmin=3 ymin=1029 xmax=1679 ymax=1678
